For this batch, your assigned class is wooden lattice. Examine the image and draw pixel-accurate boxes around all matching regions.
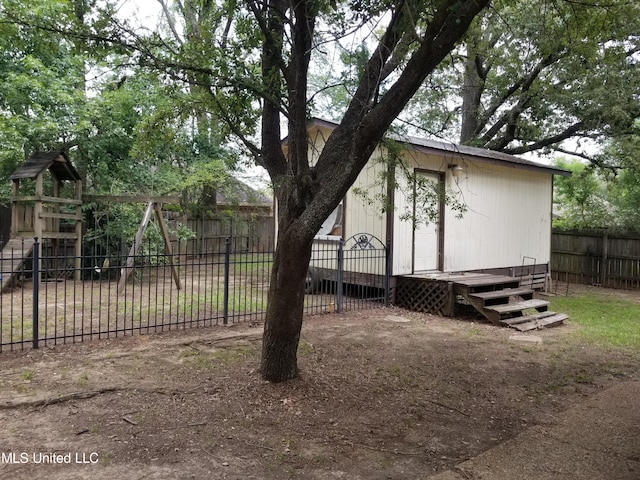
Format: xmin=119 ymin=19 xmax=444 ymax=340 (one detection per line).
xmin=395 ymin=278 xmax=453 ymax=316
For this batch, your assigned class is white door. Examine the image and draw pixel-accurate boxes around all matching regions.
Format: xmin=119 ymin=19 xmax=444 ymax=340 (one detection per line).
xmin=413 ymin=172 xmax=440 ymax=272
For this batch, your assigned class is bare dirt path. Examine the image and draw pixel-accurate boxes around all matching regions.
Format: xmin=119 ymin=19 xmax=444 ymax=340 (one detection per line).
xmin=0 ymin=306 xmax=638 ymax=479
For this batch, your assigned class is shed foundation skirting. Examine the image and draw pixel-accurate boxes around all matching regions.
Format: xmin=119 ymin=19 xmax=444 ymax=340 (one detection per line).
xmin=394 ymin=277 xmax=455 ymax=316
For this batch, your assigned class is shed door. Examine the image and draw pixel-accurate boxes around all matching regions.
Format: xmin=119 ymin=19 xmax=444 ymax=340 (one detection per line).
xmin=413 ymin=171 xmax=441 ymax=272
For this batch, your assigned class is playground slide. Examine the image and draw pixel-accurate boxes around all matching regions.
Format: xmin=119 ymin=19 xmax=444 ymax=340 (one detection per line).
xmin=0 ymin=238 xmax=35 ymax=292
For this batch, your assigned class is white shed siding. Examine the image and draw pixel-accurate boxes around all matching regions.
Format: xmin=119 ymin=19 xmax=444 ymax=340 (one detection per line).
xmin=442 ymin=161 xmax=552 ymax=272
xmin=392 ymin=170 xmax=414 ymax=275
xmin=387 ymin=148 xmax=552 ymax=274
xmin=299 ymin=121 xmax=556 ymax=277
xmin=344 ymin=150 xmax=387 ymax=242
xmin=390 ymin=150 xmax=445 ymax=275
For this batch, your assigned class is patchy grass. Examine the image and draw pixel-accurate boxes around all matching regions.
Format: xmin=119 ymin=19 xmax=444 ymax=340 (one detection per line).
xmin=77 ymin=373 xmax=90 ymax=386
xmin=230 ymin=253 xmax=274 ymax=276
xmin=298 ymin=338 xmax=314 ymax=355
xmin=179 ymin=343 xmax=258 ymax=369
xmin=550 ymin=293 xmax=640 ymax=350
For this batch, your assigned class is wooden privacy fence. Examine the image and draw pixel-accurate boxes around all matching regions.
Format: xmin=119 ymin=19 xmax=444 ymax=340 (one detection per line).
xmin=7 ymin=205 xmax=274 ymax=258
xmin=551 ymin=230 xmax=640 ymax=289
xmin=167 ymin=213 xmax=274 ymax=254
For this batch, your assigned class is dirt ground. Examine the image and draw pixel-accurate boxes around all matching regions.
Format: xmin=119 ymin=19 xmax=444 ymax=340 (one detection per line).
xmin=0 ymin=293 xmax=638 ymax=479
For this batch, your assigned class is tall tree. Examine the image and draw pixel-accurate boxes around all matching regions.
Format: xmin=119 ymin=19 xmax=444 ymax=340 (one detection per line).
xmin=553 ymin=158 xmax=611 ymax=230
xmin=0 ymin=0 xmax=235 ymax=200
xmin=155 ymin=0 xmax=241 ymax=211
xmin=553 ymin=125 xmax=640 ymax=233
xmin=597 ymin=130 xmax=640 ymax=231
xmin=0 ymin=0 xmax=86 ymax=192
xmin=236 ymin=0 xmax=490 ymax=381
xmin=4 ymin=0 xmax=490 ymax=381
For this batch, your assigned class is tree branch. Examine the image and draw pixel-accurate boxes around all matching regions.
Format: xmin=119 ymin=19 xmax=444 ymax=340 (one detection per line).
xmin=157 ymin=0 xmax=183 ymax=44
xmin=551 ymin=146 xmax=596 ymax=162
xmin=220 ymin=0 xmax=236 ymax=49
xmin=211 ymin=95 xmax=263 ymax=165
xmin=347 ymin=0 xmax=424 ymax=117
xmin=257 ymin=0 xmax=289 ymax=180
xmin=502 ymin=122 xmax=585 ymax=154
xmin=247 ymin=0 xmax=291 ymax=85
xmin=379 ymin=26 xmax=420 ymax=82
xmin=287 ymin=0 xmax=317 ymax=181
xmin=476 ymin=52 xmax=564 ymax=139
xmin=368 ymin=0 xmax=491 ymax=133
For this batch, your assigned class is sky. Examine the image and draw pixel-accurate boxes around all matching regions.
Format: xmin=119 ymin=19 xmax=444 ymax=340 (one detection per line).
xmin=115 ymin=0 xmax=162 ymax=27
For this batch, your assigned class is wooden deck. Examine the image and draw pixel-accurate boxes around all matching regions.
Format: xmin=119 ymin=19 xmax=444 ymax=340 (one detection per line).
xmin=396 ymin=272 xmax=567 ymax=331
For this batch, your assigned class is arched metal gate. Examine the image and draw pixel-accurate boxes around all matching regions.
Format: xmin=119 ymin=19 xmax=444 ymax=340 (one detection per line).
xmin=306 ymin=233 xmax=390 ymax=314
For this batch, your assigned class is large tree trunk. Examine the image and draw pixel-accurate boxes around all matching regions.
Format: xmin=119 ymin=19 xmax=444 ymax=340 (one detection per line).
xmin=260 ymin=219 xmax=314 ymax=382
xmin=460 ymin=55 xmax=484 ymax=144
xmin=460 ymin=33 xmax=486 ymax=145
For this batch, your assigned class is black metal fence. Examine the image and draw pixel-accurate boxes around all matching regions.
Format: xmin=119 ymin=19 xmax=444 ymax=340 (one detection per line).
xmin=0 ymin=234 xmax=389 ymax=352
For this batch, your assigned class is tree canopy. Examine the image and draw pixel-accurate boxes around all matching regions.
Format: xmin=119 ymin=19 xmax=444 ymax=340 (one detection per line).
xmin=454 ymin=0 xmax=640 ymax=155
xmin=0 ymin=0 xmax=242 ymax=206
xmin=309 ymin=0 xmax=640 ymax=159
xmin=553 ymin=119 xmax=640 ymax=232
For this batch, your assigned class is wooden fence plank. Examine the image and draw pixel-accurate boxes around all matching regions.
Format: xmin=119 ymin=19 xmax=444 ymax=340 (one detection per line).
xmin=551 ymin=230 xmax=640 ymax=290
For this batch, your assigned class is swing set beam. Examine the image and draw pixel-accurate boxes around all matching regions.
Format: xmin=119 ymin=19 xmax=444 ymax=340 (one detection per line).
xmin=83 ymin=194 xmax=181 ymax=204
xmin=116 ymin=201 xmax=182 ymax=293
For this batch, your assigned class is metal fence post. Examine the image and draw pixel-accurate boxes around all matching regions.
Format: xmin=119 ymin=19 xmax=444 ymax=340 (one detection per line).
xmin=223 ymin=238 xmax=231 ymax=325
xmin=32 ymin=237 xmax=39 ymax=349
xmin=336 ymin=238 xmax=344 ymax=313
xmin=385 ymin=239 xmax=391 ymax=307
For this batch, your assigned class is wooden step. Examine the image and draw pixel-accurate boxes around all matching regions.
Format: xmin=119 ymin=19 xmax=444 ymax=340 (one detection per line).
xmin=500 ymin=310 xmax=557 ymax=326
xmin=450 ymin=273 xmax=567 ymax=331
xmin=455 ymin=275 xmax=521 ymax=289
xmin=509 ymin=313 xmax=569 ymax=332
xmin=484 ymin=299 xmax=549 ymax=315
xmin=469 ymin=287 xmax=534 ymax=301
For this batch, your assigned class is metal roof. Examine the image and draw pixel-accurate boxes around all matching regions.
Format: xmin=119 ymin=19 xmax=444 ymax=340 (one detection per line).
xmin=307 ymin=118 xmax=571 ymax=177
xmin=9 ymin=151 xmax=81 ymax=182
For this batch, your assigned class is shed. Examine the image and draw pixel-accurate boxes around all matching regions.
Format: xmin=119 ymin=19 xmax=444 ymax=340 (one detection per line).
xmin=298 ymin=119 xmax=571 ymax=329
